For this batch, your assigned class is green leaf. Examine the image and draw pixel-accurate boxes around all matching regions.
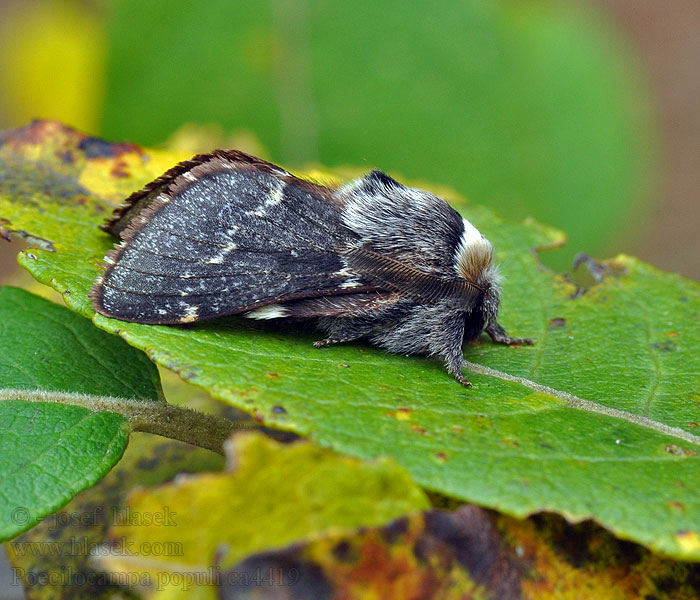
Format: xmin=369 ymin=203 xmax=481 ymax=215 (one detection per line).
xmin=2 ymin=122 xmax=699 ymax=560
xmin=96 ymin=432 xmax=429 ymax=598
xmin=102 ymin=0 xmax=654 ymax=266
xmin=0 ymin=401 xmax=128 ymax=541
xmin=0 ymin=287 xmax=161 ymax=399
xmin=0 ymin=285 xmax=162 ymax=540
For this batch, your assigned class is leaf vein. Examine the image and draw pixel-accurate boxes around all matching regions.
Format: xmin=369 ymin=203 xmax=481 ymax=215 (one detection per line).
xmin=463 ymin=360 xmax=700 ymax=446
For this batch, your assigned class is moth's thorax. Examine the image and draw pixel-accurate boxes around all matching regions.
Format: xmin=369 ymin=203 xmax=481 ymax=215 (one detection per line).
xmin=454 ymin=218 xmax=494 ymax=282
xmin=336 ymin=172 xmax=465 ymax=276
xmin=453 ymin=218 xmax=502 ymax=321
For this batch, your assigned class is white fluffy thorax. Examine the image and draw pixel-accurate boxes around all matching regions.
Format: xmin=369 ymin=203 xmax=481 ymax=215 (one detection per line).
xmin=454 ymin=218 xmax=494 ymax=282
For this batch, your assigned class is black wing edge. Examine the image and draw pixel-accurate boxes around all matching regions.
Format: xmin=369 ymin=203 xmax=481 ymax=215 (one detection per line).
xmin=99 ymin=149 xmax=340 ymax=237
xmin=102 ymin=150 xmax=277 ymax=236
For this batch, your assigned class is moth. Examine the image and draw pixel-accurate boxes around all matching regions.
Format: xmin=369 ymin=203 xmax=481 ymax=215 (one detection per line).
xmin=90 ymin=150 xmax=533 ymax=386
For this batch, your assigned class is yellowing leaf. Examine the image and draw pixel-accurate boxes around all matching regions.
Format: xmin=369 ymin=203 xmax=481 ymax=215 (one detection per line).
xmin=98 ymin=433 xmax=429 ymax=598
xmin=0 ymin=2 xmax=105 ymax=131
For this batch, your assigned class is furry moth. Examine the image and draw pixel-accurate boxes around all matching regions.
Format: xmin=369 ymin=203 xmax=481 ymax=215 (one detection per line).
xmin=90 ymin=150 xmax=533 ymax=386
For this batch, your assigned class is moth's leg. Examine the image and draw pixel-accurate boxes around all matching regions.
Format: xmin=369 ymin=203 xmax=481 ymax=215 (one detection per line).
xmin=438 ymin=312 xmax=472 ymax=388
xmin=313 ymin=315 xmax=375 ymax=349
xmin=485 ymin=321 xmax=534 ymax=346
xmin=454 ymin=372 xmax=472 ymax=387
xmin=313 ymin=335 xmax=365 ymax=348
xmin=447 ymin=353 xmax=472 ymax=388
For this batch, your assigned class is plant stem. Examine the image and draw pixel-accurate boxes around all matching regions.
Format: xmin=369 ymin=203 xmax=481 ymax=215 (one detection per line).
xmin=0 ymin=389 xmax=236 ymax=455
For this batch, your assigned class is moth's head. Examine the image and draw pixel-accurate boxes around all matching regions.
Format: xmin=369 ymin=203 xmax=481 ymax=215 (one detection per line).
xmin=454 ymin=218 xmax=502 ymax=316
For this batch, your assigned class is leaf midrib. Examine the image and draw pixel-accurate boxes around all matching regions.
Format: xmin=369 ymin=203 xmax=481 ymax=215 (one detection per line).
xmin=464 ymin=361 xmax=700 ymax=446
xmin=105 ymin=315 xmax=700 ymax=446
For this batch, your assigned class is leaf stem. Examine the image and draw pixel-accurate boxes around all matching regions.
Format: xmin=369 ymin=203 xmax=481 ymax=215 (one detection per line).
xmin=0 ymin=389 xmax=236 ymax=455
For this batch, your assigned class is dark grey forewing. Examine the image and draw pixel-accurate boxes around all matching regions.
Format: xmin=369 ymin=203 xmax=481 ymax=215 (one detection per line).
xmin=96 ymin=168 xmax=359 ymax=323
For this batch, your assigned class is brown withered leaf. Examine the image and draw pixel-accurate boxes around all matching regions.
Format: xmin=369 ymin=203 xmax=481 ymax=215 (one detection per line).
xmin=216 ymin=508 xmax=700 ymax=600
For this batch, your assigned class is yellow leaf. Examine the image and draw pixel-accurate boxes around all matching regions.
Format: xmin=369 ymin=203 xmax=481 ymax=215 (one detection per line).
xmin=0 ymin=1 xmax=105 ymax=131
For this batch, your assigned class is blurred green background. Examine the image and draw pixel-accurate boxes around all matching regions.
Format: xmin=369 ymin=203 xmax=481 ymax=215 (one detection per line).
xmin=0 ymin=0 xmax=698 ymax=279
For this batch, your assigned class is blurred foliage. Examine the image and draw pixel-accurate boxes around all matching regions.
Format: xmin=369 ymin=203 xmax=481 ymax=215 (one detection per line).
xmin=0 ymin=0 xmax=105 ymax=133
xmin=0 ymin=0 xmax=655 ymax=271
xmin=100 ymin=0 xmax=655 ymax=270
